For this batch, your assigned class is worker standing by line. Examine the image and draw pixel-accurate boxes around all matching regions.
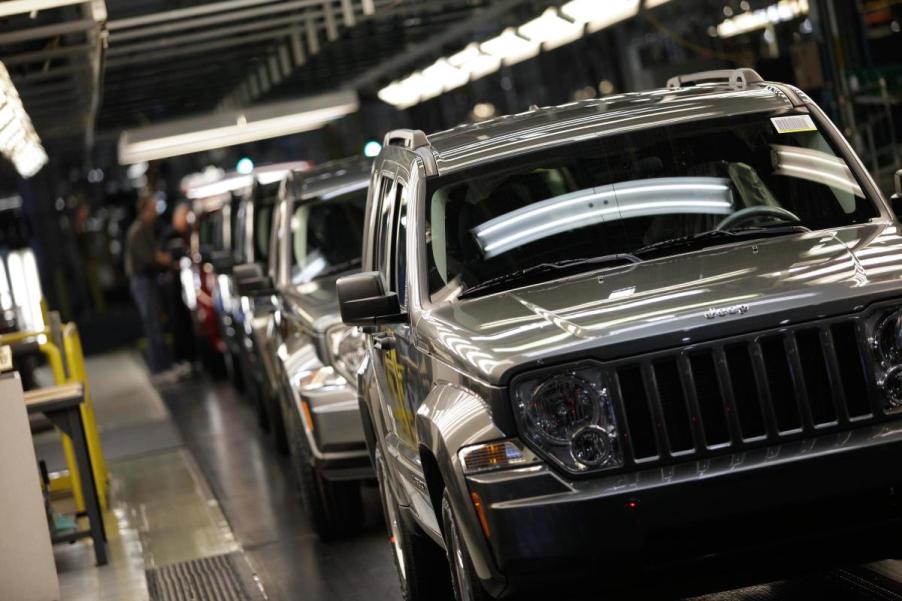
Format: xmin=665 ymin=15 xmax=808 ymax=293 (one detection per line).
xmin=125 ymin=193 xmax=174 ymax=379
xmin=162 ymin=201 xmax=197 ymax=371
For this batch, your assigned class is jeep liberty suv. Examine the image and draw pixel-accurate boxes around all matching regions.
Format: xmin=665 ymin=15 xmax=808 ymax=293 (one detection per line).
xmin=338 ymin=69 xmax=902 ymax=600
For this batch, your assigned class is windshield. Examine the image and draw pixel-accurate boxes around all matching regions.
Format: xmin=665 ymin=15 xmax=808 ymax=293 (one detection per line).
xmin=254 ymin=204 xmax=273 ymax=264
xmin=425 ymin=111 xmax=878 ymax=301
xmin=198 ymin=209 xmax=223 ymax=250
xmin=289 ymin=187 xmax=367 ymax=284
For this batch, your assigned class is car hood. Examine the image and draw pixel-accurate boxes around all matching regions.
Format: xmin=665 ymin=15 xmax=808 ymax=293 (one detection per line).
xmin=419 ymin=222 xmax=902 ymax=385
xmin=283 ymin=273 xmax=344 ymax=332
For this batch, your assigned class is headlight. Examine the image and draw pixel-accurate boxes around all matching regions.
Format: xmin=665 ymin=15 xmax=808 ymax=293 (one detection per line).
xmin=326 ymin=325 xmax=366 ymax=381
xmin=874 ymin=309 xmax=902 ymax=368
xmin=513 ymin=364 xmax=622 ymax=474
xmin=874 ymin=309 xmax=902 ymax=408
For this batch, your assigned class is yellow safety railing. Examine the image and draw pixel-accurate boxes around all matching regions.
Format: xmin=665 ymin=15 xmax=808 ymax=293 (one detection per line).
xmin=0 ymin=318 xmax=109 ymax=513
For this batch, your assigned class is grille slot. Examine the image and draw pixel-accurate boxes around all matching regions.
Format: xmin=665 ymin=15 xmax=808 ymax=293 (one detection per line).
xmin=831 ymin=322 xmax=871 ymax=419
xmin=617 ymin=366 xmax=657 ymax=460
xmin=653 ymin=359 xmax=694 ymax=453
xmin=689 ymin=352 xmax=730 ymax=446
xmin=796 ymin=328 xmax=836 ymax=426
xmin=725 ymin=343 xmax=766 ymax=440
xmin=611 ymin=317 xmax=879 ymax=467
xmin=761 ymin=335 xmax=800 ymax=433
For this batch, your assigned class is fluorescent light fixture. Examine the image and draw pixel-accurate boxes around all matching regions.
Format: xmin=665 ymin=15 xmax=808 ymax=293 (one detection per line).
xmin=0 ymin=0 xmax=87 ymax=18
xmin=6 ymin=249 xmax=44 ymax=332
xmin=422 ymin=59 xmax=469 ymax=93
xmin=184 ymin=161 xmax=309 ymax=199
xmin=378 ymin=80 xmax=421 ymax=110
xmin=519 ymin=8 xmax=585 ymax=51
xmin=448 ymin=43 xmax=501 ymax=80
xmin=717 ymin=0 xmax=809 ymax=38
xmin=119 ymin=90 xmax=359 ymax=164
xmin=480 ymin=28 xmax=540 ymax=66
xmin=473 ymin=178 xmax=733 ymax=258
xmin=561 ymin=0 xmax=640 ymax=33
xmin=377 ymin=0 xmax=673 ymax=110
xmin=0 ymin=62 xmax=48 ymax=178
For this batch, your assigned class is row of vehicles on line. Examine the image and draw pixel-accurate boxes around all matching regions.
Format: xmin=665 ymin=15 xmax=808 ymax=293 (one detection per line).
xmin=195 ymin=69 xmax=902 ymax=600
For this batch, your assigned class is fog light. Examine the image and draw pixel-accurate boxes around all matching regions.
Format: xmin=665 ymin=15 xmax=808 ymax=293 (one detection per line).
xmin=570 ymin=426 xmax=613 ymax=467
xmin=881 ymin=365 xmax=902 ymax=408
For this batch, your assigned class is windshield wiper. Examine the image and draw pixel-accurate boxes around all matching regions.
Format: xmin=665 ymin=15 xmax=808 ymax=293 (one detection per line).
xmin=633 ymin=224 xmax=810 ymax=258
xmin=459 ymin=253 xmax=640 ymax=299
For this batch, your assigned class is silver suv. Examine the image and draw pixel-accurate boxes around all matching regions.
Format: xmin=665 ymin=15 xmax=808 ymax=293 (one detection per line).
xmin=265 ymin=157 xmax=374 ymax=539
xmin=338 ymin=69 xmax=902 ymax=599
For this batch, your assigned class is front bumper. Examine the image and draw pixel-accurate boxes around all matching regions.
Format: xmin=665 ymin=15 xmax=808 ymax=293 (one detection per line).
xmin=294 ymin=370 xmax=372 ymax=481
xmin=467 ymin=421 xmax=902 ymax=596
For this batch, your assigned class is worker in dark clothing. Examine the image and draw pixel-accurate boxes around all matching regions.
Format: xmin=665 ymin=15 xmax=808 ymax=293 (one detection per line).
xmin=161 ymin=202 xmax=196 ymax=368
xmin=125 ymin=194 xmax=172 ymax=375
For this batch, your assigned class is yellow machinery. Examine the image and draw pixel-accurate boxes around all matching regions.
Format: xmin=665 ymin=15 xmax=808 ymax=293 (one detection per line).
xmin=0 ymin=314 xmax=108 ymax=512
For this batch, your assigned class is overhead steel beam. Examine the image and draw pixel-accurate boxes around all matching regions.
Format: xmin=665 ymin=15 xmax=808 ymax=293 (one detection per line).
xmin=107 ymin=0 xmax=286 ymax=30
xmin=3 ymin=43 xmax=93 ymax=66
xmin=0 ymin=18 xmax=95 ymax=45
xmin=16 ymin=79 xmax=80 ymax=96
xmin=0 ymin=0 xmax=87 ymax=18
xmin=105 ymin=27 xmax=297 ymax=68
xmin=109 ymin=0 xmax=326 ymax=42
xmin=13 ymin=62 xmax=92 ymax=83
xmin=107 ymin=10 xmax=324 ymax=57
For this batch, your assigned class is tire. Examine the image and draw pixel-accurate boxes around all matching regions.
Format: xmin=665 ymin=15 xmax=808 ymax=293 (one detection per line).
xmin=288 ymin=404 xmax=364 ymax=539
xmin=375 ymin=448 xmax=453 ymax=601
xmin=226 ymin=350 xmax=244 ymax=391
xmin=269 ymin=386 xmax=289 ymax=455
xmin=441 ymin=490 xmax=494 ymax=601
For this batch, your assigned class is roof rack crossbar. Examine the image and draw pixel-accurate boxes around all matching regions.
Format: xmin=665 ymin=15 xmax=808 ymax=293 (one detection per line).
xmin=667 ymin=68 xmax=764 ymax=91
xmin=384 ymin=129 xmax=430 ymax=150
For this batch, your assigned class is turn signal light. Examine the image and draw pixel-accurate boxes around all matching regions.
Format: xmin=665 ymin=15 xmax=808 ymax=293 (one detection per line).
xmin=459 ymin=439 xmax=538 ymax=475
xmin=471 ymin=492 xmax=490 ymax=538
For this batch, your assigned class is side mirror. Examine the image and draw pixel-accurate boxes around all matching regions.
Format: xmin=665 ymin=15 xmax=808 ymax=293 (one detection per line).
xmin=337 ymin=271 xmax=405 ymax=328
xmin=236 ymin=274 xmax=277 ymax=298
xmin=891 ymin=169 xmax=902 ymax=218
xmin=210 ymin=253 xmax=234 ymax=273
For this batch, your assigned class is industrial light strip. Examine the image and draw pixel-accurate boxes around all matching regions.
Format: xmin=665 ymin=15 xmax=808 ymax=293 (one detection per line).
xmin=716 ymin=0 xmax=809 ymax=38
xmin=118 ymin=89 xmax=359 ymax=164
xmin=377 ymin=0 xmax=673 ymax=110
xmin=0 ymin=62 xmax=48 ymax=178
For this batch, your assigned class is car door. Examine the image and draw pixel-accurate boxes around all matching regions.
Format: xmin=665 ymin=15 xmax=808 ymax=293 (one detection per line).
xmin=369 ymin=166 xmax=439 ymax=533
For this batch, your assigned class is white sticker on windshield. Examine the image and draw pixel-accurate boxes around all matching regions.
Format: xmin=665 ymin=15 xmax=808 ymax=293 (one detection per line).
xmin=771 ymin=115 xmax=817 ymax=134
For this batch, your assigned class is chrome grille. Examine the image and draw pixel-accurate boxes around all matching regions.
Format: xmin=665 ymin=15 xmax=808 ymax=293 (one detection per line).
xmin=610 ymin=318 xmax=879 ymax=466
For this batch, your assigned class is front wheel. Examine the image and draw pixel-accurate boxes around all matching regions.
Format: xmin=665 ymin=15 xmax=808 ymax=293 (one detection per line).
xmin=441 ymin=490 xmax=494 ymax=601
xmin=375 ymin=449 xmax=452 ymax=601
xmin=295 ymin=455 xmax=363 ymax=540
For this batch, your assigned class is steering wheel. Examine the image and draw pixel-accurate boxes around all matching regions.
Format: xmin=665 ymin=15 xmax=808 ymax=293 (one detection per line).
xmin=716 ymin=205 xmax=802 ymax=231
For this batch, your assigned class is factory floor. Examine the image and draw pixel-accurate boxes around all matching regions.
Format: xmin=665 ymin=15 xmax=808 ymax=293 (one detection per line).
xmin=48 ymin=350 xmax=902 ymax=601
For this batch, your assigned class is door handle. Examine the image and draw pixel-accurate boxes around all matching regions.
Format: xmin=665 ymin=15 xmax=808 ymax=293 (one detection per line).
xmin=372 ymin=332 xmax=396 ymax=351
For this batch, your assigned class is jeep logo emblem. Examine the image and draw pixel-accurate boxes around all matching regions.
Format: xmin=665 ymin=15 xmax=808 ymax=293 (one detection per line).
xmin=705 ymin=304 xmax=750 ymax=320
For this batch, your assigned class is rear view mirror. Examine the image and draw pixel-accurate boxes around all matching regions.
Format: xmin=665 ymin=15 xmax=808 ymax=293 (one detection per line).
xmin=337 ymin=271 xmax=404 ymax=328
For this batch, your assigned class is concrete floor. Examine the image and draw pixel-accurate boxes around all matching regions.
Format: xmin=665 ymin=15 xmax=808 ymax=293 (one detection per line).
xmin=45 ymin=349 xmax=902 ymax=601
xmin=159 ymin=376 xmax=400 ymax=601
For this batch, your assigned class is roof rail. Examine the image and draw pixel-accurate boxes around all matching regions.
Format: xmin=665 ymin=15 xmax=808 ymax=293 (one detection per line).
xmin=667 ymin=68 xmax=764 ymax=91
xmin=383 ymin=129 xmax=430 ymax=149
